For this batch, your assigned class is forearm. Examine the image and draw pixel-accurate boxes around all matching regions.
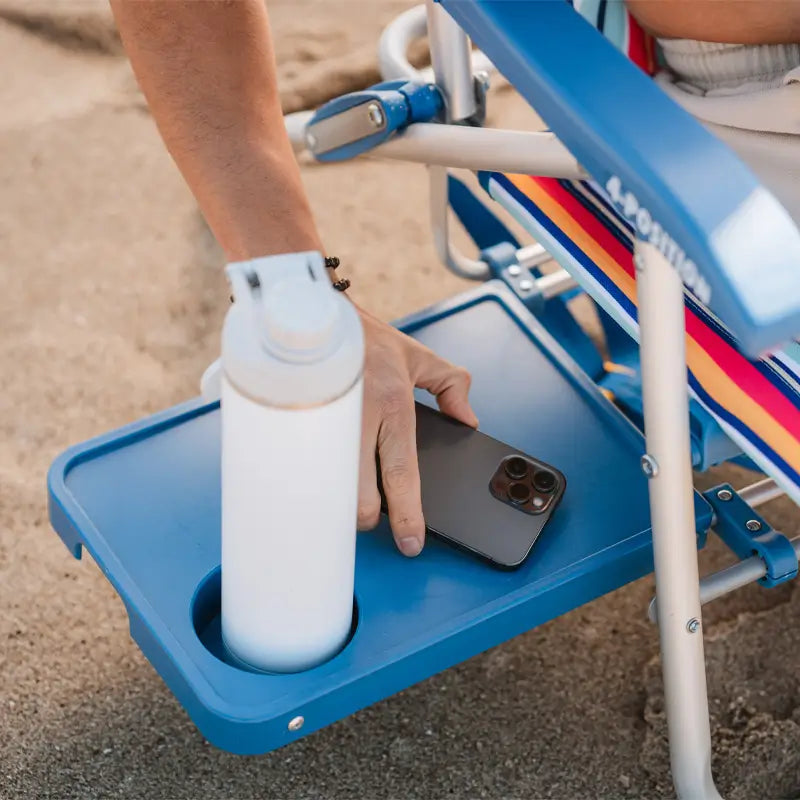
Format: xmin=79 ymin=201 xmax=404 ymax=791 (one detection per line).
xmin=110 ymin=0 xmax=321 ymax=260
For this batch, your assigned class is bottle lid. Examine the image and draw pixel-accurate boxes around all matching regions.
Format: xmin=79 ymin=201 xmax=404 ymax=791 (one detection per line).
xmin=222 ymin=253 xmax=364 ymax=408
xmin=260 ymin=277 xmax=341 ymax=362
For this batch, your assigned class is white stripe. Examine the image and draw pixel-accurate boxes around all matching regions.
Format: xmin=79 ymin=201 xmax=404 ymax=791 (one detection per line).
xmin=490 ymin=176 xmax=800 ymax=504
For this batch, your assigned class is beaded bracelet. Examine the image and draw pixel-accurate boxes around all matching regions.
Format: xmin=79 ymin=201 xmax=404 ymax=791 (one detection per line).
xmin=324 ymin=256 xmax=350 ymax=292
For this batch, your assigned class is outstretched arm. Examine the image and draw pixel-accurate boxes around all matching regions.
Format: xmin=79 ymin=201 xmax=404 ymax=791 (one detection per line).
xmin=110 ymin=0 xmax=319 ymax=259
xmin=110 ymin=0 xmax=478 ymax=557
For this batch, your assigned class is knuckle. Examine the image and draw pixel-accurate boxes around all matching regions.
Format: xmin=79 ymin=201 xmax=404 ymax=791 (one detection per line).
xmin=377 ymin=384 xmax=410 ymax=419
xmin=382 ymin=462 xmax=411 ymax=495
xmin=454 ymin=365 xmax=472 ymax=389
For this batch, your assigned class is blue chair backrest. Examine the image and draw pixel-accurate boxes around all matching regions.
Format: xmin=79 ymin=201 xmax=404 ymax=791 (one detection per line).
xmin=442 ymin=0 xmax=800 ymax=356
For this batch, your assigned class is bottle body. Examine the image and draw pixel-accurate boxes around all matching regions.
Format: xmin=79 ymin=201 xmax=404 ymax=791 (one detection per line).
xmin=221 ymin=374 xmax=362 ymax=672
xmin=219 ymin=252 xmax=364 ymax=673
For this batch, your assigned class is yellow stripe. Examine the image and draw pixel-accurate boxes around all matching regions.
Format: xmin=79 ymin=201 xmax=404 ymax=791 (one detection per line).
xmin=507 ymin=175 xmax=638 ymax=303
xmin=506 ymin=174 xmax=800 ymax=472
xmin=685 ymin=338 xmax=800 ymax=473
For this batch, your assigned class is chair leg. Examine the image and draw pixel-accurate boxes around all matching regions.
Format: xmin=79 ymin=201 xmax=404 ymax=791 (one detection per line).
xmin=636 ymin=240 xmax=723 ymax=800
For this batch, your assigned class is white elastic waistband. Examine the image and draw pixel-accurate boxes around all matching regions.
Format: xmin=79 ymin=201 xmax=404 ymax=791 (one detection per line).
xmin=658 ymin=39 xmax=800 ymax=95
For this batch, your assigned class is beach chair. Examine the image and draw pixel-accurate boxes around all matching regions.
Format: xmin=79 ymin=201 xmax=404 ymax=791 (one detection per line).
xmin=48 ymin=2 xmax=800 ymax=797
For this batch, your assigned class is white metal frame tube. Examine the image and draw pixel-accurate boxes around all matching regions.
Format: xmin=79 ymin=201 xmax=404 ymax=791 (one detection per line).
xmin=378 ymin=4 xmax=493 ymax=83
xmin=374 ymin=125 xmax=584 ymax=178
xmin=647 ymin=477 xmax=790 ymax=622
xmin=429 ymin=165 xmax=490 ymax=280
xmin=648 ymin=534 xmax=800 ymax=623
xmin=425 ymin=0 xmax=489 ymax=281
xmin=425 ymin=0 xmax=477 ymax=122
xmin=738 ymin=478 xmax=783 ymax=507
xmin=537 ymin=269 xmax=578 ymax=299
xmin=378 ymin=4 xmax=427 ymax=81
xmin=286 ymin=115 xmax=585 ymax=178
xmin=636 ymin=241 xmax=722 ymax=800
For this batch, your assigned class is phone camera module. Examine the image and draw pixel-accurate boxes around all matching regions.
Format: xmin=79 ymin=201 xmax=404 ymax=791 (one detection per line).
xmin=533 ymin=469 xmax=557 ymax=494
xmin=504 ymin=456 xmax=528 ymax=480
xmin=507 ymin=481 xmax=531 ymax=505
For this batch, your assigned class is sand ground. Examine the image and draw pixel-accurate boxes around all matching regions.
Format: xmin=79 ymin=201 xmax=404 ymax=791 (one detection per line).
xmin=1 ymin=3 xmax=799 ymax=798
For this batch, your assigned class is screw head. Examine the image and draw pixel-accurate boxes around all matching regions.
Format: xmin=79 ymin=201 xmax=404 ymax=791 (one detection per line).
xmin=686 ymin=618 xmax=700 ymax=634
xmin=288 ymin=716 xmax=304 ymax=732
xmin=745 ymin=519 xmax=762 ymax=532
xmin=640 ymin=454 xmax=659 ymax=478
xmin=519 ymin=278 xmax=534 ymax=292
xmin=716 ymin=488 xmax=733 ymax=502
xmin=367 ymin=102 xmax=384 ymax=128
xmin=507 ymin=264 xmax=521 ymax=277
xmin=475 ymin=70 xmax=491 ymax=90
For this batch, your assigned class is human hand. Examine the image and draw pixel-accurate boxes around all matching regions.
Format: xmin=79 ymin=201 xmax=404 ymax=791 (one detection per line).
xmin=355 ymin=307 xmax=478 ymax=557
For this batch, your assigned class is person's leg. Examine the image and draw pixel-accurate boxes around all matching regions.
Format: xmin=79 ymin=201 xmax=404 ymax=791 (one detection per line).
xmin=627 ymin=1 xmax=800 ymax=224
xmin=627 ymin=0 xmax=800 ymax=44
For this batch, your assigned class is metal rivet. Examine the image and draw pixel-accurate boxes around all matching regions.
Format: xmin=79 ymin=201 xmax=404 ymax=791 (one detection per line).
xmin=640 ymin=454 xmax=659 ymax=478
xmin=475 ymin=70 xmax=491 ymax=90
xmin=288 ymin=716 xmax=304 ymax=732
xmin=507 ymin=264 xmax=521 ymax=277
xmin=745 ymin=519 xmax=762 ymax=532
xmin=367 ymin=103 xmax=384 ymax=128
xmin=686 ymin=618 xmax=700 ymax=634
xmin=519 ymin=278 xmax=534 ymax=292
xmin=716 ymin=488 xmax=733 ymax=502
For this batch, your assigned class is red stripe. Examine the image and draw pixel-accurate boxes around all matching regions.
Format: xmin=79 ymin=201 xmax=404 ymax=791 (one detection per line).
xmin=519 ymin=176 xmax=800 ymax=438
xmin=626 ymin=14 xmax=656 ymax=75
xmin=526 ymin=176 xmax=635 ymax=274
xmin=685 ymin=310 xmax=800 ymax=438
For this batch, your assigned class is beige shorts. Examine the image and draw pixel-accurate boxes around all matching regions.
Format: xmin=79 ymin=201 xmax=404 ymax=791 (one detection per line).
xmin=657 ymin=40 xmax=800 ymax=225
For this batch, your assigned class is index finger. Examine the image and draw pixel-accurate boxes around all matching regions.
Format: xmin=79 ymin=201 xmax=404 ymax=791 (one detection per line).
xmin=377 ymin=394 xmax=425 ymax=557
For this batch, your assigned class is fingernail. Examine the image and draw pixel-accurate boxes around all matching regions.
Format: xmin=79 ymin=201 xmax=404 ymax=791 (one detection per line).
xmin=399 ymin=537 xmax=422 ymax=557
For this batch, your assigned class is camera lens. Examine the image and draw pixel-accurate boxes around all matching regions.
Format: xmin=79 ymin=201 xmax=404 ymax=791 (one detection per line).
xmin=533 ymin=469 xmax=557 ymax=493
xmin=507 ymin=481 xmax=531 ymax=505
xmin=505 ymin=456 xmax=528 ymax=480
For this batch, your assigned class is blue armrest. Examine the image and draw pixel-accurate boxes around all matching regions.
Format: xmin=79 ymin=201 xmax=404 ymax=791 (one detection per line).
xmin=442 ymin=0 xmax=800 ymax=355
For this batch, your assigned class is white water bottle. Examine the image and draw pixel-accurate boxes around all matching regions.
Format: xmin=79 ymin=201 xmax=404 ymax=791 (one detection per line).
xmin=220 ymin=252 xmax=364 ymax=673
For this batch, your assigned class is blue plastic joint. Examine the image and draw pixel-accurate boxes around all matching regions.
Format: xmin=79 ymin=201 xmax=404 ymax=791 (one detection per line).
xmin=705 ymin=483 xmax=798 ymax=587
xmin=481 ymin=242 xmax=546 ymax=314
xmin=307 ymin=80 xmax=443 ymax=162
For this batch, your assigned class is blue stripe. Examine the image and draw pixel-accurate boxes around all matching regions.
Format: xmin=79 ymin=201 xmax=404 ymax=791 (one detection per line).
xmin=685 ymin=294 xmax=800 ymax=402
xmin=491 ymin=172 xmax=800 ymax=491
xmin=597 ymin=0 xmax=608 ymax=34
xmin=581 ymin=180 xmax=635 ymax=235
xmin=499 ymin=173 xmax=800 ymax=407
xmin=558 ymin=180 xmax=634 ymax=252
xmin=772 ymin=355 xmax=800 ymax=391
xmin=688 ymin=373 xmax=800 ymax=487
xmin=493 ymin=174 xmax=638 ymax=320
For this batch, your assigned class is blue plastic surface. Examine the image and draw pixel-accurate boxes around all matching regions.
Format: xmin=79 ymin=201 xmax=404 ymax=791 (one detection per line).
xmin=48 ymin=282 xmax=712 ymax=754
xmin=442 ymin=0 xmax=800 ymax=355
xmin=600 ymin=369 xmax=743 ymax=470
xmin=447 ymin=174 xmax=605 ymax=379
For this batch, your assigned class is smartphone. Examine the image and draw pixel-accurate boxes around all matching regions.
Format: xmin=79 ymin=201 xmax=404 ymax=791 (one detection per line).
xmin=379 ymin=402 xmax=566 ymax=569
